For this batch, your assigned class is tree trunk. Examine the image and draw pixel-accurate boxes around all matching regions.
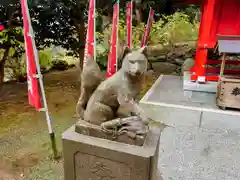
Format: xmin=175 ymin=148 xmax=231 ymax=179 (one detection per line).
xmin=134 ymin=0 xmax=143 ymax=25
xmin=78 ymin=48 xmax=85 ymax=70
xmin=135 ymin=8 xmax=143 ymax=24
xmin=79 ymin=20 xmax=85 ymax=70
xmin=74 ymin=18 xmax=86 ymax=70
xmin=0 ymin=48 xmax=10 ymax=89
xmin=102 ymin=14 xmax=112 ymax=46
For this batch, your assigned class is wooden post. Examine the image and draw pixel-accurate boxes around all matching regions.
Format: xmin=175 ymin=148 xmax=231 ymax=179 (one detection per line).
xmin=219 ymin=53 xmax=226 ymax=78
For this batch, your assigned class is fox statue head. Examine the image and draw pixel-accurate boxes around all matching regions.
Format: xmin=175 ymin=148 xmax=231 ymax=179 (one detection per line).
xmin=121 ymin=46 xmax=148 ymax=76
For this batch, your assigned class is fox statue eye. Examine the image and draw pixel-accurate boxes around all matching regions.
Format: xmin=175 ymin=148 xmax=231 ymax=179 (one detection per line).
xmin=129 ymin=60 xmax=135 ymax=64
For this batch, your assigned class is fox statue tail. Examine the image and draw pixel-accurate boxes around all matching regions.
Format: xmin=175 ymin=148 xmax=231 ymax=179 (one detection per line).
xmin=76 ymin=56 xmax=104 ymax=119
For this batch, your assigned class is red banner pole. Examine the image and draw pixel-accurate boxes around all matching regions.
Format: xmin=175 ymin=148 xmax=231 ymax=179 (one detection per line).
xmin=106 ymin=1 xmax=119 ymax=78
xmin=93 ymin=0 xmax=96 ymax=62
xmin=21 ymin=0 xmax=58 ymax=159
xmin=83 ymin=0 xmax=95 ymax=67
xmin=141 ymin=7 xmax=154 ymax=47
xmin=21 ymin=0 xmax=41 ymax=110
xmin=116 ymin=1 xmax=119 ymax=72
xmin=126 ymin=1 xmax=133 ymax=48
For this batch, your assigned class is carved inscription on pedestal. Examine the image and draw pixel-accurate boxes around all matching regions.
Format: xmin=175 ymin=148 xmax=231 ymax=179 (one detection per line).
xmin=231 ymin=87 xmax=240 ymax=96
xmin=74 ymin=152 xmax=131 ymax=180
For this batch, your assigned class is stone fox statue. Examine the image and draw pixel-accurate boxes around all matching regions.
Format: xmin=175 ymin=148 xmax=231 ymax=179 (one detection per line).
xmin=76 ymin=46 xmax=150 ymax=134
xmin=76 ymin=55 xmax=104 ymax=119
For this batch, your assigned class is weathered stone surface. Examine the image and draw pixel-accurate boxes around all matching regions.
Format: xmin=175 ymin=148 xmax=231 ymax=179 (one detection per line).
xmin=75 ymin=120 xmax=145 ymax=146
xmin=140 ymin=75 xmax=240 ymax=180
xmin=158 ymin=126 xmax=240 ymax=180
xmin=62 ymin=122 xmax=161 ymax=180
xmin=140 ymin=103 xmax=201 ymax=127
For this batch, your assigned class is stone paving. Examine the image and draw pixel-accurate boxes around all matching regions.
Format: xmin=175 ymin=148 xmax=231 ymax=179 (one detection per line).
xmin=140 ymin=75 xmax=240 ymax=180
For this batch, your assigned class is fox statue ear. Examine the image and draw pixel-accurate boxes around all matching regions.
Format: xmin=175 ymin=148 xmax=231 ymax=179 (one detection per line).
xmin=122 ymin=46 xmax=132 ymax=59
xmin=139 ymin=46 xmax=148 ymax=57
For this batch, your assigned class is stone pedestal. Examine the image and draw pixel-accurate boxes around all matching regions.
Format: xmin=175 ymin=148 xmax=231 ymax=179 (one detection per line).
xmin=62 ymin=120 xmax=161 ymax=180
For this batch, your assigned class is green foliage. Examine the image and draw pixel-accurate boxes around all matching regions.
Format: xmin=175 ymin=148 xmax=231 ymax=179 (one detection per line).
xmin=5 ymin=47 xmax=27 ymax=81
xmin=0 ymin=27 xmax=24 ymax=58
xmin=96 ymin=11 xmax=199 ymax=69
xmin=105 ymin=11 xmax=198 ymax=48
xmin=0 ymin=1 xmax=25 ymax=82
xmin=149 ymin=12 xmax=199 ymax=46
xmin=183 ymin=5 xmax=200 ymax=22
xmin=30 ymin=0 xmax=88 ymax=58
xmin=38 ymin=48 xmax=53 ymax=69
xmin=95 ymin=31 xmax=108 ymax=69
xmin=51 ymin=59 xmax=69 ymax=71
xmin=96 ymin=9 xmax=104 ymax=32
xmin=1 ymin=0 xmax=200 ymax=78
xmin=159 ymin=12 xmax=198 ymax=45
xmin=30 ymin=0 xmax=124 ymax=58
xmin=0 ymin=1 xmax=23 ymax=53
xmin=96 ymin=45 xmax=108 ymax=69
xmin=4 ymin=48 xmax=54 ymax=81
xmin=102 ymin=17 xmax=145 ymax=49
